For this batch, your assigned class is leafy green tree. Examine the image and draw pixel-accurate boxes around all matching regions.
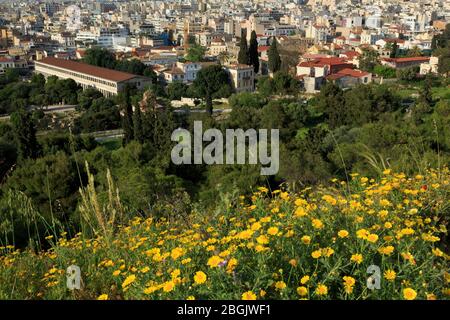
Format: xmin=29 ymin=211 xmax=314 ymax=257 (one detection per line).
xmin=373 ymin=65 xmax=396 ymax=78
xmin=396 ymin=67 xmax=419 ymax=81
xmin=74 ymin=97 xmax=121 ymax=133
xmin=5 ymin=152 xmax=79 ymax=223
xmin=0 ymin=68 xmax=19 ymax=85
xmin=389 ymin=42 xmax=398 ymax=58
xmin=148 ymin=82 xmax=167 ymax=98
xmin=115 ymin=59 xmax=152 ymax=76
xmin=228 ymin=92 xmax=266 ymax=129
xmin=248 ymin=31 xmax=259 ymax=73
xmin=43 ymin=77 xmax=80 ymax=105
xmin=431 ymin=34 xmax=441 ymax=51
xmin=435 ymin=47 xmax=450 ymax=77
xmin=413 ymin=75 xmax=434 ymax=123
xmin=313 ymin=82 xmax=345 ymax=128
xmin=77 ymin=88 xmax=103 ymax=110
xmin=10 ymin=108 xmax=39 ymax=161
xmin=238 ymin=29 xmax=249 ymax=65
xmin=185 ymin=44 xmax=206 ymax=62
xmin=192 ymin=65 xmax=232 ymax=115
xmin=30 ymin=73 xmax=46 ymax=88
xmin=359 ymin=48 xmax=379 ymax=72
xmin=83 ymin=47 xmax=116 ymax=69
xmin=58 ymin=79 xmax=81 ymax=105
xmin=257 ymin=76 xmax=275 ymax=96
xmin=407 ymin=46 xmax=422 ymax=57
xmin=167 ymin=81 xmax=188 ymax=100
xmin=268 ymin=37 xmax=281 ymax=73
xmin=272 ymin=72 xmax=297 ymax=95
xmin=0 ymin=142 xmax=16 ymax=183
xmin=83 ymin=47 xmax=155 ymax=79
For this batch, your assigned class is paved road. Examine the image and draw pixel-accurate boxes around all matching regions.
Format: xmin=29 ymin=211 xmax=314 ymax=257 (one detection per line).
xmin=39 ymin=105 xmax=78 ymax=113
xmin=173 ymin=108 xmax=231 ymax=114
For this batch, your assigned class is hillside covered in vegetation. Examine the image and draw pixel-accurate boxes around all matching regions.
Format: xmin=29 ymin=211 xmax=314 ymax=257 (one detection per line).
xmin=0 ymin=168 xmax=448 ymax=300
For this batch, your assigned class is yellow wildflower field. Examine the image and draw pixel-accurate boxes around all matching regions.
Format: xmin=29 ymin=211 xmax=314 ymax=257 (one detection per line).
xmin=0 ymin=168 xmax=449 ymax=300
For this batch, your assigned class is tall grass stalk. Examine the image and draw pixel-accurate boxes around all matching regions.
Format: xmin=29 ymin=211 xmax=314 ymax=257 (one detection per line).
xmin=78 ymin=161 xmax=123 ymax=244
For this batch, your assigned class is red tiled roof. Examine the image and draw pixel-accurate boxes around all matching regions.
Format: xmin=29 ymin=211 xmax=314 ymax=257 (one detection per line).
xmin=36 ymin=57 xmax=138 ymax=82
xmin=327 ymin=73 xmax=346 ymax=80
xmin=337 ymin=68 xmax=369 ymax=77
xmin=298 ymin=61 xmax=322 ymax=68
xmin=383 ymin=56 xmax=430 ymax=63
xmin=298 ymin=57 xmax=349 ymax=67
xmin=341 ymin=51 xmax=360 ymax=59
xmin=164 ymin=66 xmax=184 ymax=75
xmin=0 ymin=57 xmax=14 ymax=62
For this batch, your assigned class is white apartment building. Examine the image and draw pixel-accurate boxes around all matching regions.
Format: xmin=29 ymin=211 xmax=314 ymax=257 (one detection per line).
xmin=142 ymin=52 xmax=178 ymax=66
xmin=35 ymin=57 xmax=151 ymax=96
xmin=306 ymin=24 xmax=330 ymax=43
xmin=264 ymin=24 xmax=297 ymax=37
xmin=209 ymin=39 xmax=227 ymax=56
xmin=160 ymin=65 xmax=185 ymax=83
xmin=75 ymin=27 xmax=129 ymax=47
xmin=51 ymin=32 xmax=76 ymax=47
xmin=0 ymin=57 xmax=28 ymax=74
xmin=195 ymin=32 xmax=224 ymax=47
xmin=360 ymin=31 xmax=382 ymax=45
xmin=366 ymin=14 xmax=383 ymax=29
xmin=176 ymin=61 xmax=202 ymax=82
xmin=225 ymin=64 xmax=255 ymax=93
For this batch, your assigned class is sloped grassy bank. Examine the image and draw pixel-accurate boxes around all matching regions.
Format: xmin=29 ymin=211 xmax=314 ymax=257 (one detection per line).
xmin=0 ymin=168 xmax=449 ymax=300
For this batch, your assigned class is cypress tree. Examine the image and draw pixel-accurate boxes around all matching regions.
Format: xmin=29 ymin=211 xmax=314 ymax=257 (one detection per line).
xmin=133 ymin=105 xmax=144 ymax=143
xmin=120 ymin=84 xmax=134 ymax=145
xmin=248 ymin=30 xmax=259 ymax=73
xmin=268 ymin=37 xmax=281 ymax=73
xmin=238 ymin=29 xmax=249 ymax=65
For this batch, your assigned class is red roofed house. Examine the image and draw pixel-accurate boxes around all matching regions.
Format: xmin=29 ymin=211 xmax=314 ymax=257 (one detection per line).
xmin=326 ymin=68 xmax=372 ymax=88
xmin=339 ymin=50 xmax=361 ymax=67
xmin=376 ymin=38 xmax=407 ymax=49
xmin=334 ymin=36 xmax=346 ymax=46
xmin=161 ymin=65 xmax=186 ymax=83
xmin=296 ymin=57 xmax=354 ymax=78
xmin=297 ymin=56 xmax=371 ymax=93
xmin=35 ymin=57 xmax=152 ymax=96
xmin=380 ymin=56 xmax=430 ymax=69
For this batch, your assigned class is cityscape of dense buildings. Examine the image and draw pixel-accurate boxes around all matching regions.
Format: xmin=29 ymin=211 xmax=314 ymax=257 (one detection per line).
xmin=0 ymin=0 xmax=448 ymax=95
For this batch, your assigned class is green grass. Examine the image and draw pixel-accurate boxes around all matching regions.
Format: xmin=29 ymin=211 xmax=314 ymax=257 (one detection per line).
xmin=432 ymin=86 xmax=450 ymax=100
xmin=393 ymin=82 xmax=450 ymax=100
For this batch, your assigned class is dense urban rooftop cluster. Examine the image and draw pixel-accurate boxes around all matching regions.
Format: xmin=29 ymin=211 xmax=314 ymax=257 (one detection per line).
xmin=0 ymin=0 xmax=448 ymax=95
